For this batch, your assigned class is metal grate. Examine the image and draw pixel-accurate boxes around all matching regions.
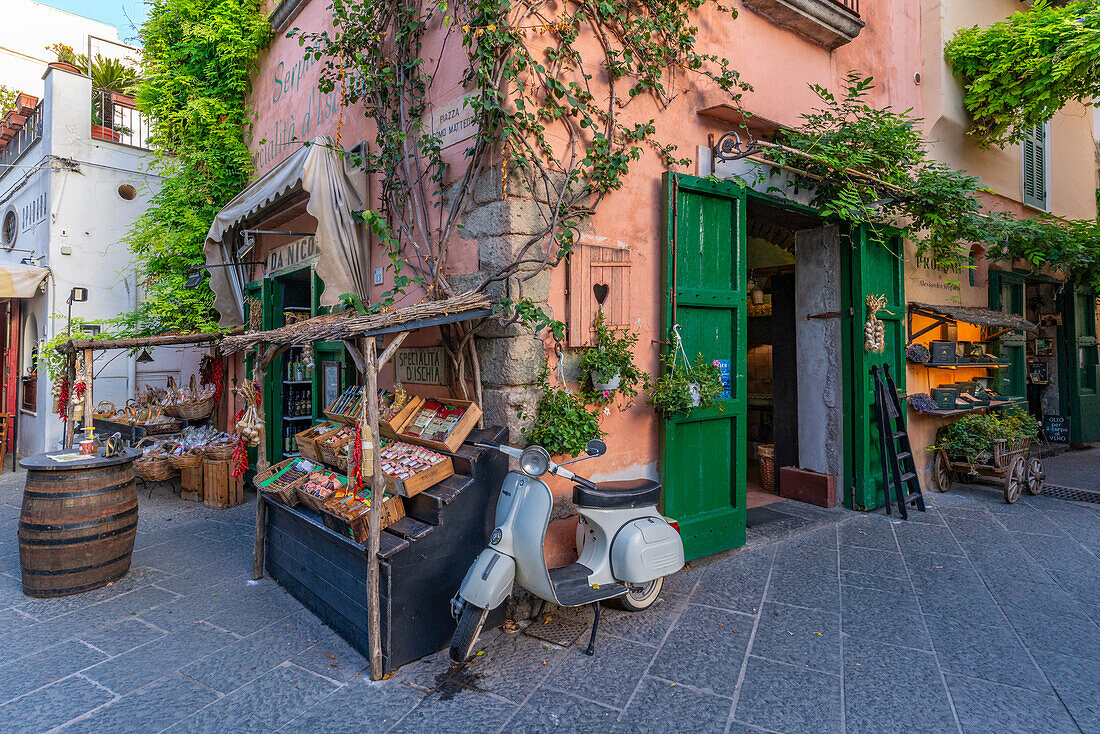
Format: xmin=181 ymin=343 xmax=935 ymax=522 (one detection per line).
xmin=1042 ymin=484 xmax=1100 ymax=504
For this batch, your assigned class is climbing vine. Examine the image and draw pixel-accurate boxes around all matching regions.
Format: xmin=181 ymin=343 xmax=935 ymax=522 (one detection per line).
xmin=114 ymin=0 xmax=270 ymax=336
xmin=752 ymin=73 xmax=1100 ymax=287
xmin=945 ymin=0 xmax=1100 ymax=146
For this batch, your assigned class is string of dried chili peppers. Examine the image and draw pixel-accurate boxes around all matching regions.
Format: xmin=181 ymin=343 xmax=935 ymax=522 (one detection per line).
xmin=199 ymin=355 xmax=224 ymax=403
xmin=351 ymin=422 xmax=363 ymax=496
xmin=56 ymin=377 xmax=69 ymax=420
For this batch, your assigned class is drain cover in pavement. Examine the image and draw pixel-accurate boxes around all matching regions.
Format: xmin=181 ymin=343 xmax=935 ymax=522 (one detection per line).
xmin=523 ymin=608 xmax=591 ymax=646
xmin=1042 ymin=484 xmax=1100 ymax=505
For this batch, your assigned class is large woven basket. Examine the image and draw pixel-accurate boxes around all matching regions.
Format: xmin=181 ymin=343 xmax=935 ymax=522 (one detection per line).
xmin=204 ymin=441 xmax=237 ymax=461
xmin=318 ymin=430 xmax=353 ymax=467
xmin=166 ymin=375 xmax=216 ymax=421
xmin=134 ymin=438 xmax=177 ymax=482
xmin=254 ymin=458 xmax=303 ymax=507
xmin=169 ymin=447 xmax=204 ymax=471
xmin=757 ymin=444 xmax=776 ymax=492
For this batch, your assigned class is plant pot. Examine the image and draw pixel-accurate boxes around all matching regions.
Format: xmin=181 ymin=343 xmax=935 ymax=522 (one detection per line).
xmin=91 ymin=124 xmax=122 ymax=142
xmin=689 ymin=383 xmax=702 ymax=407
xmin=48 ymin=61 xmax=82 ymax=75
xmin=590 ymin=371 xmax=621 ymax=391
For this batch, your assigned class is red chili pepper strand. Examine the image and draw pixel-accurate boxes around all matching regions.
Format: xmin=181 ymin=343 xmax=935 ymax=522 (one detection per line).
xmin=73 ymin=381 xmax=86 ymax=399
xmin=231 ymin=437 xmax=248 ymax=478
xmin=57 ymin=377 xmax=69 ymax=421
xmin=351 ymin=422 xmax=363 ymax=496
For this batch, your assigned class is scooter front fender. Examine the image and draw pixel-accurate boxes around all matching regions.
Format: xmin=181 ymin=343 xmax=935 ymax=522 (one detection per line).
xmin=457 ymin=548 xmax=516 ymax=611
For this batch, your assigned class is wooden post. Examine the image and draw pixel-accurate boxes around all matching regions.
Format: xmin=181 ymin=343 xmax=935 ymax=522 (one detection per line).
xmin=252 ymin=351 xmax=268 ymax=581
xmin=82 ymin=349 xmax=94 ymax=432
xmin=365 ymin=337 xmax=384 ymax=680
xmin=63 ymin=354 xmax=76 ymax=449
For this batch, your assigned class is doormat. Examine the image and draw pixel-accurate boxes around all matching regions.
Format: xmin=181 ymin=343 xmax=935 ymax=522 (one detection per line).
xmin=523 ymin=608 xmax=591 ymax=647
xmin=1042 ymin=484 xmax=1100 ymax=505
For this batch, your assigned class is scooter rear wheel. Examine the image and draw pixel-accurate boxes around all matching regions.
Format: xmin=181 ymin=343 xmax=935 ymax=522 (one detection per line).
xmin=450 ymin=604 xmax=490 ymax=663
xmin=614 ymin=577 xmax=664 ymax=612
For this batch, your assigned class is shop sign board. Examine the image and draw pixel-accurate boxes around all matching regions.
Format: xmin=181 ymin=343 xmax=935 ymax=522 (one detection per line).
xmin=394 ymin=347 xmax=447 ymax=385
xmin=1043 ymin=414 xmax=1070 ymax=443
xmin=266 ymin=235 xmax=319 ymax=276
xmin=425 ymin=94 xmax=478 ymax=149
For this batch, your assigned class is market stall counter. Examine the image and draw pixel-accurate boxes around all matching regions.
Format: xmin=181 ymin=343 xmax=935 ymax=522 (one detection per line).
xmin=263 ymin=426 xmax=507 ymax=674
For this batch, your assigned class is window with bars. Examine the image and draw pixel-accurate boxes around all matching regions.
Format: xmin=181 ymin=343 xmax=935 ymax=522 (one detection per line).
xmin=1021 ymin=123 xmax=1049 ymax=211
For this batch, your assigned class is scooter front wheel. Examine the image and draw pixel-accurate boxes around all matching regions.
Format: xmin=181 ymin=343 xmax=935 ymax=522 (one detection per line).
xmin=450 ymin=604 xmax=490 ymax=663
xmin=614 ymin=577 xmax=664 ymax=612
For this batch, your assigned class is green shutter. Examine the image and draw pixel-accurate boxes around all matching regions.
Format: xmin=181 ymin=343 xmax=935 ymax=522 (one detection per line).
xmin=1021 ymin=124 xmax=1047 ymax=211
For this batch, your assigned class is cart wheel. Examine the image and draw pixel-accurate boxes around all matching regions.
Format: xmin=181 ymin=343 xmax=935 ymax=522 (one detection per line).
xmin=1024 ymin=457 xmax=1045 ymax=496
xmin=933 ymin=452 xmax=952 ymax=493
xmin=1003 ymin=457 xmax=1024 ymax=504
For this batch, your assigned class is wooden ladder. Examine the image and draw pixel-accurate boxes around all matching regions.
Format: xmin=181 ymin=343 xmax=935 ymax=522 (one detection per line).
xmin=872 ymin=364 xmax=925 ymax=519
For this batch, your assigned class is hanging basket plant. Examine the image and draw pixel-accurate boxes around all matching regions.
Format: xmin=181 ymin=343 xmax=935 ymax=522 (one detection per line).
xmin=521 ymin=372 xmax=605 ymax=457
xmin=646 ymin=327 xmax=725 ymax=415
xmin=578 ymin=311 xmax=644 ymax=407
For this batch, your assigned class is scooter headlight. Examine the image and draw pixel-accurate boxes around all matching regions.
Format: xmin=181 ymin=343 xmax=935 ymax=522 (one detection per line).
xmin=520 ymin=446 xmax=551 ymax=477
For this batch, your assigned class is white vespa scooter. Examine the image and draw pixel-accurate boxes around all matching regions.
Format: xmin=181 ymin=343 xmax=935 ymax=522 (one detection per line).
xmin=450 ymin=439 xmax=685 ymax=663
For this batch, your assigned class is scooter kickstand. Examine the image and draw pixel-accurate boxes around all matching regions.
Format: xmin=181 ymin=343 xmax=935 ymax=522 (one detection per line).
xmin=585 ymin=602 xmax=601 ymax=656
xmin=535 ymin=600 xmax=546 ymax=622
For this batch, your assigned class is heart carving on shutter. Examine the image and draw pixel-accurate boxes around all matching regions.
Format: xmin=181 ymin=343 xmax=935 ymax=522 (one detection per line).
xmin=567 ymin=243 xmax=632 ymax=346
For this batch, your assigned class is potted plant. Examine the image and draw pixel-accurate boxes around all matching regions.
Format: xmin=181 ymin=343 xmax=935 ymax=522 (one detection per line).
xmin=578 ymin=311 xmax=644 ymax=400
xmin=521 ymin=374 xmax=605 ymax=457
xmin=645 ymin=352 xmax=724 ymax=415
xmin=46 ymin=43 xmax=81 ymax=75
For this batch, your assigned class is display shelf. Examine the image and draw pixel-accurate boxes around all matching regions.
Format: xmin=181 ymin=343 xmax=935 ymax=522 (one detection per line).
xmin=284 ymin=306 xmax=311 ymax=312
xmin=284 ymin=415 xmax=312 ymax=421
xmin=283 ymin=380 xmax=312 ymax=385
xmin=909 ymin=361 xmax=1007 ymax=370
xmin=911 ymin=397 xmax=1025 ymax=417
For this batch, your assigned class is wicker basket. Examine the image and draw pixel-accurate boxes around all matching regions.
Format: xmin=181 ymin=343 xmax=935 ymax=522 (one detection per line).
xmin=166 ymin=375 xmax=216 ymax=421
xmin=318 ymin=428 xmax=354 ymax=467
xmin=204 ymin=441 xmax=237 ymax=461
xmin=169 ymin=447 xmax=204 ymax=471
xmin=757 ymin=444 xmax=776 ymax=492
xmin=134 ymin=438 xmax=178 ymax=482
xmin=253 ymin=458 xmax=304 ymax=507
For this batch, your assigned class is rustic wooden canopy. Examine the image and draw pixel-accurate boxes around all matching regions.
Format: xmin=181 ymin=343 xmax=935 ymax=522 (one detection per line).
xmin=56 ymin=329 xmax=241 ymax=354
xmin=219 ymin=291 xmax=492 ymax=355
xmin=909 ymin=302 xmax=1037 ymax=332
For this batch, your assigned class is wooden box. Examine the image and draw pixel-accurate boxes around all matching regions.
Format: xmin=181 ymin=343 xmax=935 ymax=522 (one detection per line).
xmin=778 ymin=466 xmax=836 ymax=508
xmin=203 ymin=459 xmax=243 ymax=509
xmin=930 ymin=341 xmax=956 ymax=364
xmin=324 ymin=387 xmax=364 ymax=426
xmin=931 ymin=387 xmax=958 ymax=410
xmin=392 ymin=398 xmax=482 ymax=454
xmin=955 ymin=341 xmax=971 ymax=363
xmin=295 ymin=422 xmax=340 ymax=463
xmin=317 ymin=426 xmax=355 ymax=467
xmin=321 ymin=491 xmax=406 ymax=544
xmin=180 ymin=465 xmax=203 ymax=502
xmin=378 ymin=394 xmax=426 ymax=440
xmin=383 ymin=455 xmax=453 ymax=498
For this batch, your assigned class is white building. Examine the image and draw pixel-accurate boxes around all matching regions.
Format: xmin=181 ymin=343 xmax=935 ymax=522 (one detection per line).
xmin=0 ymin=63 xmax=199 ymax=459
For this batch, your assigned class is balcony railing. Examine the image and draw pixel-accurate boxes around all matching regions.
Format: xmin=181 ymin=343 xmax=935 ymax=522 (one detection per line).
xmin=92 ymin=88 xmax=151 ymax=150
xmin=831 ymin=0 xmax=859 ymax=17
xmin=0 ymin=101 xmax=43 ymax=169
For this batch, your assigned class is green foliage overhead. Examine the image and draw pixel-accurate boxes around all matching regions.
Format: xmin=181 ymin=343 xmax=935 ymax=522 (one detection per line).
xmin=0 ymin=85 xmax=16 ymax=115
xmin=115 ymin=0 xmax=270 ymax=336
xmin=945 ymin=0 xmax=1100 ymax=146
xmin=756 ymin=73 xmax=1100 ymax=288
xmin=522 ymin=373 xmax=605 ymax=457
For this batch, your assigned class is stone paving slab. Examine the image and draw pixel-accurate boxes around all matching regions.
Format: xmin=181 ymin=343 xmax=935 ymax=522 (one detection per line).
xmin=1 ymin=452 xmax=1099 ymax=733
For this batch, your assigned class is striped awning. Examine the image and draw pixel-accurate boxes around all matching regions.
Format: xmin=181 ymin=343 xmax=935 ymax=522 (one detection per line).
xmin=0 ymin=264 xmax=48 ymax=298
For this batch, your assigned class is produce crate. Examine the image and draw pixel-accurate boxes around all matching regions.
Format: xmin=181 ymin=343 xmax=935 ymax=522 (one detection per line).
xmin=296 ymin=471 xmax=349 ymax=514
xmin=203 ymin=459 xmax=243 ymax=509
xmin=318 ymin=426 xmax=355 ymax=467
xmin=378 ymin=394 xmax=426 ymax=440
xmin=294 ymin=422 xmax=340 ymax=463
xmin=321 ymin=491 xmax=406 ymax=544
xmin=254 ymin=458 xmax=310 ymax=507
xmin=390 ymin=398 xmax=482 ymax=454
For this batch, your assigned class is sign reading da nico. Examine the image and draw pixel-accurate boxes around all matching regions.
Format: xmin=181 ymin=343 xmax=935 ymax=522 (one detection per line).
xmin=394 ymin=347 xmax=447 ymax=386
xmin=266 ymin=235 xmax=319 ymax=276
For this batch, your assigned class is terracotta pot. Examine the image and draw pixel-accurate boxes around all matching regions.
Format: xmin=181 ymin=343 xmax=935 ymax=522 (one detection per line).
xmin=109 ymin=92 xmax=136 ymax=109
xmin=91 ymin=125 xmax=122 ymax=143
xmin=47 ymin=61 xmax=82 ymax=75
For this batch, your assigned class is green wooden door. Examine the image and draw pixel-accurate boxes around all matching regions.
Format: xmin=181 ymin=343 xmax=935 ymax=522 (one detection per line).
xmin=244 ymin=279 xmax=276 ymax=472
xmin=660 ymin=173 xmax=747 ymax=561
xmin=1059 ymin=285 xmax=1100 ymax=443
xmin=842 ymin=226 xmax=906 ymax=510
xmin=988 ymin=271 xmax=1027 ymax=399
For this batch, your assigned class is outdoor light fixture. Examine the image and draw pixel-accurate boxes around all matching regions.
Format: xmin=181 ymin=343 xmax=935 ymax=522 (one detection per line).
xmin=136 ymin=348 xmax=155 ymax=364
xmin=184 ymin=270 xmax=205 ymax=289
xmin=66 ymin=287 xmax=88 ymax=336
xmin=184 ymin=261 xmax=263 ymax=289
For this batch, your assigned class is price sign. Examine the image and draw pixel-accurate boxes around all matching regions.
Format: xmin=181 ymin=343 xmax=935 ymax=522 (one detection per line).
xmin=1043 ymin=414 xmax=1070 ymax=443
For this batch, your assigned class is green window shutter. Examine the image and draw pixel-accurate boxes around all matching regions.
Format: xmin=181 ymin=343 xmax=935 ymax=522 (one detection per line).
xmin=1021 ymin=124 xmax=1048 ymax=211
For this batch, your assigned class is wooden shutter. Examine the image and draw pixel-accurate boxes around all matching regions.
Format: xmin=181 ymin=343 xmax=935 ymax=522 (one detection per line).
xmin=1022 ymin=124 xmax=1048 ymax=211
xmin=567 ymin=243 xmax=632 ymax=346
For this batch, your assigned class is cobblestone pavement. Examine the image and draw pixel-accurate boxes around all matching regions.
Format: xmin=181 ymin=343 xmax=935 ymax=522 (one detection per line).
xmin=1 ymin=460 xmax=1099 ymax=733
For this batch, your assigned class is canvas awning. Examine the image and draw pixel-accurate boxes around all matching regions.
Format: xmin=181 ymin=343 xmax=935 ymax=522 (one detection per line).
xmin=0 ymin=264 xmax=49 ymax=298
xmin=204 ymin=136 xmax=367 ymax=328
xmin=909 ymin=302 xmax=1037 ymax=332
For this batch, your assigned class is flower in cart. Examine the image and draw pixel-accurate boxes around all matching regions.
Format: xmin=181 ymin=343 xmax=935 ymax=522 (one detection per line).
xmin=601 ymin=390 xmax=611 ymax=401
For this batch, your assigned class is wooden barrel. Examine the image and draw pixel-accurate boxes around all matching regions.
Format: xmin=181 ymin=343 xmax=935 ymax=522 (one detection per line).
xmin=18 ymin=449 xmax=140 ymax=598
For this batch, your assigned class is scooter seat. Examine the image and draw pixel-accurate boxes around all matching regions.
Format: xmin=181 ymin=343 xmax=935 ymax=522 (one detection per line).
xmin=573 ymin=478 xmax=662 ymax=509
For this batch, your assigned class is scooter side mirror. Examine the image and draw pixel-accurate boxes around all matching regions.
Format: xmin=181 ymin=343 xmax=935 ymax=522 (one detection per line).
xmin=585 ymin=439 xmax=607 ymax=457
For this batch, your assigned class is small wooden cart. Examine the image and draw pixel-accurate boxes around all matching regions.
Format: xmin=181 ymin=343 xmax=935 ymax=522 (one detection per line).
xmin=932 ymin=437 xmax=1045 ymax=504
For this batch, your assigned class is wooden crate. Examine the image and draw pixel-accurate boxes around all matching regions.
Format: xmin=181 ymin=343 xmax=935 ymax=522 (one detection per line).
xmin=392 ymin=398 xmax=482 ymax=454
xmin=203 ymin=459 xmax=243 ymax=509
xmin=180 ymin=465 xmax=203 ymax=502
xmin=295 ymin=422 xmax=340 ymax=463
xmin=320 ymin=491 xmax=405 ymax=544
xmin=383 ymin=454 xmax=454 ymax=498
xmin=378 ymin=394 xmax=425 ymax=440
xmin=318 ymin=426 xmax=355 ymax=467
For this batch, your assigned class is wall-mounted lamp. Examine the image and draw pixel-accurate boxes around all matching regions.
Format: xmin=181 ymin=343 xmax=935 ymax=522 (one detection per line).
xmin=136 ymin=348 xmax=154 ymax=364
xmin=66 ymin=286 xmax=88 ymax=337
